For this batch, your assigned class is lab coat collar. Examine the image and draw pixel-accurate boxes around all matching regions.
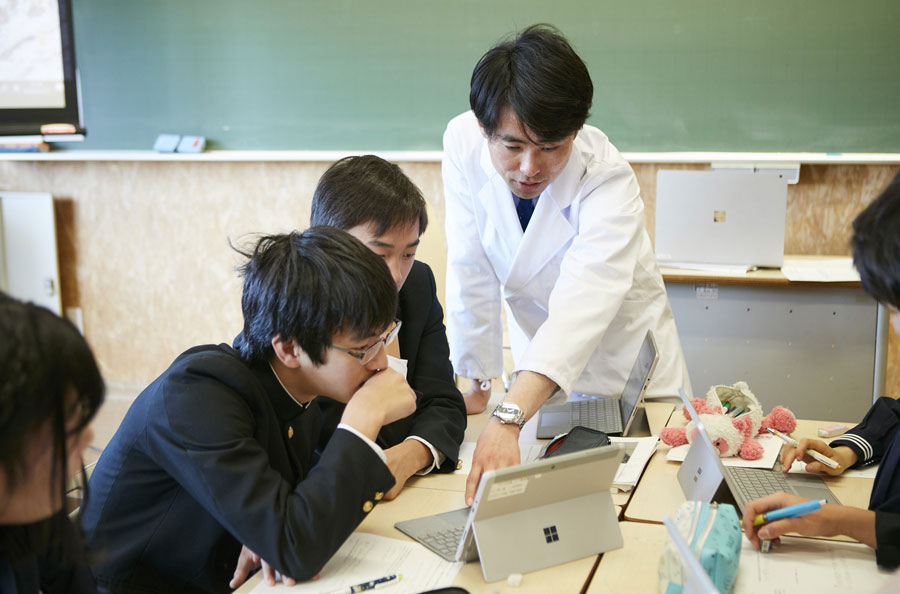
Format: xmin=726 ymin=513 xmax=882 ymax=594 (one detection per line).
xmin=475 ymin=139 xmax=583 ymax=292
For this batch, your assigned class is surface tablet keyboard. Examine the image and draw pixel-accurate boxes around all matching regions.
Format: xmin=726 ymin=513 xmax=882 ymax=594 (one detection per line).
xmin=420 ymin=525 xmax=464 ymax=558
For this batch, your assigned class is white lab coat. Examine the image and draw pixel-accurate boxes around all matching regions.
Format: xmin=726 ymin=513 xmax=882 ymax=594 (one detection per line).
xmin=442 ymin=111 xmax=691 ymax=398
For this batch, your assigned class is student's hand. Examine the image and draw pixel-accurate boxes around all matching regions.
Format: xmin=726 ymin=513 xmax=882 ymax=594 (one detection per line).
xmin=463 ymin=380 xmax=492 ymax=415
xmin=464 ymin=419 xmax=520 ymax=506
xmin=342 ymin=368 xmax=417 ymax=441
xmin=382 ymin=440 xmax=432 ymax=500
xmin=741 ymin=492 xmax=876 ymax=550
xmin=780 ymin=439 xmax=857 ymax=476
xmin=228 ymin=545 xmax=297 ymax=589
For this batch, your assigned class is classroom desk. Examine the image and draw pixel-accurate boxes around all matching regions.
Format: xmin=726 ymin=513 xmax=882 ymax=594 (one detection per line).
xmin=233 ymin=485 xmax=600 ymax=594
xmin=408 ymin=390 xmax=673 ymax=510
xmin=661 ymin=255 xmax=888 ymax=421
xmin=625 ymin=417 xmax=875 ymax=524
xmin=589 ymin=521 xmax=893 ymax=594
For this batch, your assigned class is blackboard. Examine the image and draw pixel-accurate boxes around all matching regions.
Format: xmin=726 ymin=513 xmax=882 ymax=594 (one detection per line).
xmin=66 ymin=0 xmax=900 ymax=152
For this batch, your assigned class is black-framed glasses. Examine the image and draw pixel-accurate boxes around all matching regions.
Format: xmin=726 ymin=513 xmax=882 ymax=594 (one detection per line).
xmin=329 ymin=319 xmax=402 ymax=365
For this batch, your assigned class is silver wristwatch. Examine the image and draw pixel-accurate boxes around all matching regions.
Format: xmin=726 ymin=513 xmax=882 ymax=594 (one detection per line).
xmin=491 ymin=402 xmax=526 ymax=429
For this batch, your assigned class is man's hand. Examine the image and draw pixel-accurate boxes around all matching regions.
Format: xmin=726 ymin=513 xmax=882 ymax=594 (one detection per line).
xmin=741 ymin=492 xmax=876 ymax=550
xmin=383 ymin=440 xmax=433 ymax=500
xmin=464 ymin=419 xmax=520 ymax=505
xmin=228 ymin=545 xmax=296 ymax=589
xmin=779 ymin=439 xmax=857 ymax=476
xmin=463 ymin=380 xmax=491 ymax=415
xmin=342 ymin=368 xmax=417 ymax=440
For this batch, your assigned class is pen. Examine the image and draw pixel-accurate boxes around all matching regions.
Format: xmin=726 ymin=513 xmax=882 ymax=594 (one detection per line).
xmin=753 ymin=498 xmax=826 ymax=526
xmin=324 ymin=573 xmax=401 ymax=594
xmin=766 ymin=427 xmax=842 ymax=470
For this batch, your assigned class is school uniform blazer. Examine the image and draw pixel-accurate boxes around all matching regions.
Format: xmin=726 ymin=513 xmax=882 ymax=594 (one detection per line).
xmin=81 ymin=344 xmax=394 ymax=594
xmin=316 ymin=261 xmax=466 ymax=473
xmin=442 ymin=110 xmax=691 ymax=398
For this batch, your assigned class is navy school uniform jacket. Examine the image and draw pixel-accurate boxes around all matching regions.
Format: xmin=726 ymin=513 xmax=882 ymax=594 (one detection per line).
xmin=830 ymin=396 xmax=900 ymax=568
xmin=304 ymin=261 xmax=465 ymax=471
xmin=80 ymin=345 xmax=394 ymax=594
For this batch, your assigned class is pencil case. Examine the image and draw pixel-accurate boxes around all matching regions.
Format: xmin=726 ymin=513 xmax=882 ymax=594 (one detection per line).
xmin=658 ymin=501 xmax=741 ymax=594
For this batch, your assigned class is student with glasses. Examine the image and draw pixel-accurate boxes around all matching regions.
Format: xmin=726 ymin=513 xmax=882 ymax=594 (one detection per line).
xmin=81 ymin=228 xmax=417 ymax=593
xmin=307 ymin=155 xmax=466 ymax=502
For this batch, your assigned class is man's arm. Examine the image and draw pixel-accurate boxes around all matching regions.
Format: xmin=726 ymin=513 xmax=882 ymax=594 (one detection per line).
xmin=464 ymin=371 xmax=557 ymax=504
xmin=149 ymin=368 xmax=412 ymax=582
xmin=442 ymin=117 xmax=504 ymax=389
xmin=396 ymin=262 xmax=466 ymax=473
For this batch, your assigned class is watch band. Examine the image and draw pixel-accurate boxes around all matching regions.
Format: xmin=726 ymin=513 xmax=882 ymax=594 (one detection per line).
xmin=478 ymin=378 xmax=491 ymax=391
xmin=491 ymin=402 xmax=526 ymax=429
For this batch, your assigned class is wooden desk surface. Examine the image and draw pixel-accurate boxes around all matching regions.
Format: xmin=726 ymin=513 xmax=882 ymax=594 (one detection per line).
xmin=625 ymin=417 xmax=874 ymax=524
xmin=661 ymin=255 xmax=862 ymax=288
xmin=236 ymin=398 xmax=673 ymax=593
xmin=234 ymin=486 xmax=599 ymax=594
xmin=408 ymin=398 xmax=674 ymax=510
xmin=587 ymin=522 xmax=668 ymax=593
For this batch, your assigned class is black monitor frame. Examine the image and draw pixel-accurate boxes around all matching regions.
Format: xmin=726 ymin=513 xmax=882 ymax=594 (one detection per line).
xmin=0 ymin=0 xmax=84 ymax=137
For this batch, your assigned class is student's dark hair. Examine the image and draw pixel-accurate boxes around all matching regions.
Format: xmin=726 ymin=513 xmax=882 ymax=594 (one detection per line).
xmin=852 ymin=172 xmax=900 ymax=311
xmin=310 ymin=155 xmax=428 ymax=237
xmin=0 ymin=294 xmax=105 ymax=553
xmin=470 ymin=24 xmax=593 ymax=143
xmin=235 ymin=227 xmax=398 ymax=364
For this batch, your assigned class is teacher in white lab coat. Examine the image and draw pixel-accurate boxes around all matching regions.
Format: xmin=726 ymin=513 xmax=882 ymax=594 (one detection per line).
xmin=442 ymin=24 xmax=692 ymax=504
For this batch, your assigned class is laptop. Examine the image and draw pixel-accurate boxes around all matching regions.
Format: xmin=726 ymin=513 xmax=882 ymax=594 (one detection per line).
xmin=662 ymin=516 xmax=720 ymax=594
xmin=395 ymin=445 xmax=624 ymax=583
xmin=676 ymin=388 xmax=841 ymax=512
xmin=535 ymin=329 xmax=659 ymax=439
xmin=655 ymin=170 xmax=788 ymax=269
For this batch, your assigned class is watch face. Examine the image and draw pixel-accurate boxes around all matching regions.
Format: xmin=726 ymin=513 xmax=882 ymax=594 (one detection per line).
xmin=494 ymin=403 xmax=524 ymax=427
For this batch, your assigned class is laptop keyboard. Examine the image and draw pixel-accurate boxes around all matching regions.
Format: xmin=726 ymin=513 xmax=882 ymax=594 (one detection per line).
xmin=570 ymin=399 xmax=622 ymax=432
xmin=727 ymin=467 xmax=793 ymax=501
xmin=420 ymin=525 xmax=464 ymax=558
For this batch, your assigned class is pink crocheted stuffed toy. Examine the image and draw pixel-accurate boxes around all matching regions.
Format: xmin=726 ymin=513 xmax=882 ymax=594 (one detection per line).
xmin=660 ymin=382 xmax=796 ymax=461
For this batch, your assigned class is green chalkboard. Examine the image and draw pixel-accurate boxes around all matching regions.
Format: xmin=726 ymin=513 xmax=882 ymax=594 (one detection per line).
xmin=67 ymin=0 xmax=900 ymax=152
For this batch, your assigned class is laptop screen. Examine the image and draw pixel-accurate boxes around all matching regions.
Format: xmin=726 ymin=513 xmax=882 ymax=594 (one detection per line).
xmin=619 ymin=330 xmax=659 ymax=429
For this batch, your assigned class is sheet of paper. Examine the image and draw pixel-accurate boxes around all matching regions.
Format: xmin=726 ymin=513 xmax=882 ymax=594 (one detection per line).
xmin=662 ymin=261 xmax=757 ymax=274
xmin=609 ymin=436 xmax=658 ymax=491
xmin=787 ymin=459 xmax=880 ymax=479
xmin=735 ymin=534 xmax=892 ymax=592
xmin=666 ymin=434 xmax=782 ymax=469
xmin=250 ymin=532 xmax=462 ymax=594
xmin=781 ymin=257 xmax=860 ymax=282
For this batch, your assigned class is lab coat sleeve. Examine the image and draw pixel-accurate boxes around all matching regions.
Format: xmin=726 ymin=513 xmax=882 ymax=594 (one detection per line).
xmin=442 ymin=120 xmax=504 ymax=381
xmin=517 ymin=163 xmax=646 ymax=396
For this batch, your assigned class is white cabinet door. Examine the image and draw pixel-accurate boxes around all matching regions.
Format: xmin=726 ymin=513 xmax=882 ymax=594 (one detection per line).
xmin=0 ymin=192 xmax=62 ymax=315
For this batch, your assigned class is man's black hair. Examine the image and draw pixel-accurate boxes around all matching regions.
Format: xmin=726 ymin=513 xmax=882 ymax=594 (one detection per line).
xmin=0 ymin=294 xmax=105 ymax=558
xmin=470 ymin=23 xmax=593 ymax=143
xmin=235 ymin=226 xmax=398 ymax=364
xmin=852 ymin=171 xmax=900 ymax=311
xmin=310 ymin=155 xmax=428 ymax=237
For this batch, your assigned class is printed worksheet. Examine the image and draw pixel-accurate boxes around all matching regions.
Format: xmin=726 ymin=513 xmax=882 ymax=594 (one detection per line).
xmin=250 ymin=532 xmax=462 ymax=593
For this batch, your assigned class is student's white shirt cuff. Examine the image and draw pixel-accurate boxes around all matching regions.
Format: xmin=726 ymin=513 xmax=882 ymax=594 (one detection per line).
xmin=337 ymin=423 xmax=386 ymax=465
xmin=405 ymin=436 xmax=445 ymax=475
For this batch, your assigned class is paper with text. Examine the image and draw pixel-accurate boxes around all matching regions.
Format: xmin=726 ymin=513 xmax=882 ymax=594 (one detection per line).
xmin=249 ymin=532 xmax=462 ymax=593
xmin=735 ymin=535 xmax=891 ymax=592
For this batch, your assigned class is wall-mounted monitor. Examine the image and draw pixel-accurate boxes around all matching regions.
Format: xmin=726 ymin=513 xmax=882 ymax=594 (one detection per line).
xmin=0 ymin=0 xmax=84 ymax=140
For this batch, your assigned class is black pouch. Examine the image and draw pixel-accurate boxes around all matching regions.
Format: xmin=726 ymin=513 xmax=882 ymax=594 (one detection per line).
xmin=539 ymin=425 xmax=611 ymax=459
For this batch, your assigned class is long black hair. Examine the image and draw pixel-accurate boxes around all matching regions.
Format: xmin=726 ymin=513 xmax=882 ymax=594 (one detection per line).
xmin=0 ymin=294 xmax=105 ymax=557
